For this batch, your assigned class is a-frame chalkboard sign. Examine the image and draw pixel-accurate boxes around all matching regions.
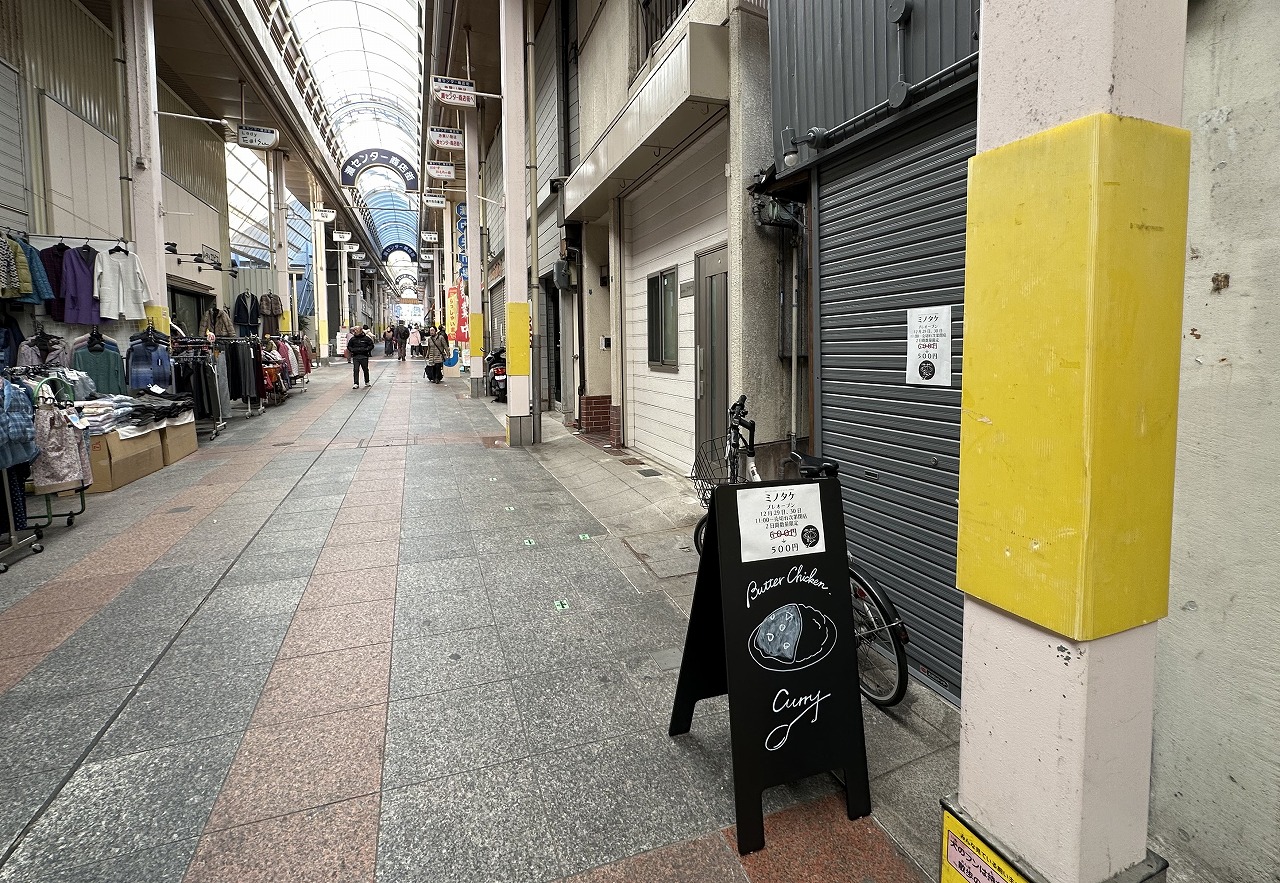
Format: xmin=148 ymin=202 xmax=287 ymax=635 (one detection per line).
xmin=669 ymin=477 xmax=871 ymax=854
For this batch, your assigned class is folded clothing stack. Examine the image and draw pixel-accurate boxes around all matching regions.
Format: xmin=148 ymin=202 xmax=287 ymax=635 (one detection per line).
xmin=127 ymin=391 xmax=195 ymax=426
xmin=75 ymin=396 xmax=135 ymax=436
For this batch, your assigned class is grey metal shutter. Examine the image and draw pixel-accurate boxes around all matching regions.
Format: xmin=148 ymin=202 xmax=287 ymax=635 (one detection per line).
xmin=0 ymin=63 xmax=28 ymax=231
xmin=489 ymin=279 xmax=507 ymax=346
xmin=817 ymin=93 xmax=976 ymax=702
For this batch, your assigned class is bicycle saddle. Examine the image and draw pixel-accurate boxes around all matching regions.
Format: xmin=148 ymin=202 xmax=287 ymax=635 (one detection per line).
xmin=791 ymin=451 xmax=840 ymax=478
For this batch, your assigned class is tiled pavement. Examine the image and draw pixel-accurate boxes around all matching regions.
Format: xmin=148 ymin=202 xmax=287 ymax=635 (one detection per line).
xmin=0 ymin=356 xmax=945 ymax=882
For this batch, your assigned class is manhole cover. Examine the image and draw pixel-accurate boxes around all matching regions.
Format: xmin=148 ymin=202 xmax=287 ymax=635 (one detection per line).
xmin=621 ymin=458 xmax=645 ymax=466
xmin=638 ymin=469 xmax=661 ymax=477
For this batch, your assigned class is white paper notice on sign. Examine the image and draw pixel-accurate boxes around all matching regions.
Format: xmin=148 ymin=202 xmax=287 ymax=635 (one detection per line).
xmin=429 ymin=126 xmax=465 ymax=151
xmin=905 ymin=304 xmax=952 ymax=386
xmin=432 ymin=76 xmax=476 ymax=107
xmin=426 ymin=161 xmax=456 ymax=180
xmin=736 ymin=484 xmax=826 ymax=563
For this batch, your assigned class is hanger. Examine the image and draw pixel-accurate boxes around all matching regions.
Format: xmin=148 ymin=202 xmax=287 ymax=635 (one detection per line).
xmin=87 ymin=325 xmax=105 ymax=353
xmin=109 ymin=237 xmax=128 ymax=255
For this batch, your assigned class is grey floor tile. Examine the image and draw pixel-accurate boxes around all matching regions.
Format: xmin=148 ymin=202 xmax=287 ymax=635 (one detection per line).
xmin=861 ymin=700 xmax=956 ymax=781
xmin=244 ymin=528 xmax=328 ymax=556
xmin=219 ymin=551 xmax=319 ymax=587
xmin=6 ymin=629 xmax=171 ymax=700
xmin=393 ymin=585 xmax=493 ymax=640
xmin=377 ymin=760 xmax=561 ymax=883
xmin=0 ymin=770 xmax=62 ymax=855
xmin=91 ymin=662 xmax=272 ymax=760
xmin=496 ymin=615 xmax=613 ymax=678
xmin=512 ymin=661 xmax=652 ymax=753
xmin=396 ymin=558 xmax=484 ymax=597
xmin=383 ymin=681 xmax=528 ymax=789
xmin=870 ymin=745 xmax=958 ymax=881
xmin=196 ymin=577 xmax=308 ymax=621
xmin=389 ymin=626 xmax=508 ymax=700
xmin=535 ymin=730 xmax=720 ymax=877
xmin=397 ymin=531 xmax=479 ymax=563
xmin=9 ymin=838 xmax=199 ymax=883
xmin=597 ymin=596 xmax=690 ymax=660
xmin=276 ymin=493 xmax=347 ymax=514
xmin=0 ymin=735 xmax=238 ymax=880
xmin=150 ymin=613 xmax=291 ymax=679
xmin=259 ymin=510 xmax=338 ymax=534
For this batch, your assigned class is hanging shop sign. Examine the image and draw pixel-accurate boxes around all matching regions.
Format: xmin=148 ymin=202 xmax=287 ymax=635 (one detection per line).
xmin=426 ymin=161 xmax=456 ymax=181
xmin=237 ymin=125 xmax=280 ymax=150
xmin=396 ymin=273 xmax=416 ymax=288
xmin=341 ymin=243 xmax=360 ymax=252
xmin=332 ymin=230 xmax=352 ymax=242
xmin=456 ymin=217 xmax=467 ymax=234
xmin=421 ymin=231 xmax=439 ymax=244
xmin=340 ymin=148 xmax=420 ymax=192
xmin=432 ymin=76 xmax=476 ymax=107
xmin=668 ymin=479 xmax=871 ymax=855
xmin=456 ymin=203 xmax=467 ymax=218
xmin=429 ymin=126 xmax=465 ymax=151
xmin=382 ymin=243 xmax=418 ymax=262
xmin=422 ymin=193 xmax=447 ymax=209
xmin=457 ymin=233 xmax=467 ymax=251
xmin=458 ymin=266 xmax=469 ymax=281
xmin=905 ymin=305 xmax=952 ymax=387
xmin=352 ymin=252 xmax=366 ymax=260
xmin=312 ymin=208 xmax=336 ymax=223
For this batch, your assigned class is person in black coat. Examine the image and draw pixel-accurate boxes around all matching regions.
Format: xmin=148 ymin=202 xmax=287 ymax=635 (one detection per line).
xmin=346 ymin=325 xmax=375 ymax=388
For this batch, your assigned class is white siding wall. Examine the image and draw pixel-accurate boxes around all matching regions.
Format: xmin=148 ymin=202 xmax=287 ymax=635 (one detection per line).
xmin=623 ymin=124 xmax=727 ymax=473
xmin=162 ymin=178 xmax=225 ymax=302
xmin=40 ymin=95 xmax=122 ymax=239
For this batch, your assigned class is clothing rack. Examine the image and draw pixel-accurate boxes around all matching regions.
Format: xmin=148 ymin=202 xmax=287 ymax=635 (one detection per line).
xmin=173 ymin=337 xmax=228 ymax=439
xmin=215 ymin=336 xmax=265 ymax=418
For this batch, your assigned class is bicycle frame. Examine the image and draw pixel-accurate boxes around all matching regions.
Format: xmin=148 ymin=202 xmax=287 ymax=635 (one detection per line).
xmin=725 ymin=395 xmax=761 ymax=484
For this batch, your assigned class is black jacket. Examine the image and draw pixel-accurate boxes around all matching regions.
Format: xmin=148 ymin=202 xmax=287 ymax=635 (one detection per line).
xmin=347 ymin=332 xmax=375 ymax=357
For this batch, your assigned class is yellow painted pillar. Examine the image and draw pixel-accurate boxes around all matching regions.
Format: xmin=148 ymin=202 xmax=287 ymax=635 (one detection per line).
xmin=948 ymin=3 xmax=1191 ymax=883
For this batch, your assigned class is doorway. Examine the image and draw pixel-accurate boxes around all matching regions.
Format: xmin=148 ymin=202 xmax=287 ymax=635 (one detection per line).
xmin=543 ymin=276 xmax=563 ymax=405
xmin=695 ymin=246 xmax=729 ymax=448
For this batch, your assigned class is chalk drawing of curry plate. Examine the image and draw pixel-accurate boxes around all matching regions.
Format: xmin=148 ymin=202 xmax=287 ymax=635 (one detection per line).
xmin=749 ymin=602 xmax=837 ymax=672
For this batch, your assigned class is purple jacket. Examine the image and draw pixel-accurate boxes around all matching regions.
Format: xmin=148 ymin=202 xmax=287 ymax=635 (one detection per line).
xmin=62 ymin=246 xmax=99 ymax=325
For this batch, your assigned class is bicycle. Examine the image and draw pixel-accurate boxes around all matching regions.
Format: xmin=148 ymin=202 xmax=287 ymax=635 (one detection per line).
xmin=690 ymin=395 xmax=910 ymax=708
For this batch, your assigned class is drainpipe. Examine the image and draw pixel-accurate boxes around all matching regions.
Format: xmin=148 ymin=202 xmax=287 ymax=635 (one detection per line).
xmin=111 ymin=0 xmax=133 ymax=241
xmin=526 ymin=0 xmax=541 ymax=442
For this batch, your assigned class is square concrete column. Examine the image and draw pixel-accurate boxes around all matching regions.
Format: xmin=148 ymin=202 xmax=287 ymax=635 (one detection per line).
xmin=952 ymin=3 xmax=1191 ymax=883
xmin=499 ymin=0 xmax=532 ymax=445
xmin=120 ymin=0 xmax=165 ymax=313
xmin=465 ymin=109 xmax=485 ymax=398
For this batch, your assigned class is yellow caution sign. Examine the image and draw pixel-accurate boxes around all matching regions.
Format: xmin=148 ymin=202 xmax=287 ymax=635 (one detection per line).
xmin=941 ymin=809 xmax=1032 ymax=883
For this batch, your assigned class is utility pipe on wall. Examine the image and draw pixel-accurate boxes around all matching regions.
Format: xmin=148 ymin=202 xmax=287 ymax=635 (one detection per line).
xmin=111 ymin=0 xmax=134 ymax=242
xmin=526 ymin=0 xmax=542 ymax=443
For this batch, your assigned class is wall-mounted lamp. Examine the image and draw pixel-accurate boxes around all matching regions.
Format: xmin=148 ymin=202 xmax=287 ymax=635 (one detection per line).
xmin=781 ymin=125 xmax=830 ymax=168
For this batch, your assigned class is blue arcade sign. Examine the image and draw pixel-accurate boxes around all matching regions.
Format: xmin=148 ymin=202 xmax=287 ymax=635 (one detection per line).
xmin=340 ymin=149 xmax=420 ymax=192
xmin=381 ymin=242 xmax=419 ymax=261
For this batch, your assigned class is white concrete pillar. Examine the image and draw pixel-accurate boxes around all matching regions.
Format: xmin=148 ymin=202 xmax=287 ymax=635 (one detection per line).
xmin=499 ymin=0 xmax=532 ymax=443
xmin=465 ymin=109 xmax=485 ymax=395
xmin=954 ymin=3 xmax=1190 ymax=883
xmin=309 ymin=174 xmax=329 ymax=360
xmin=120 ymin=0 xmax=165 ymax=315
xmin=270 ymin=150 xmax=290 ymax=332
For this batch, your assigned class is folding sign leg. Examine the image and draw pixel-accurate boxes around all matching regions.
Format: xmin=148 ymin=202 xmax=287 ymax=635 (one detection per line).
xmin=734 ymin=777 xmax=766 ymax=855
xmin=669 ymin=506 xmax=727 ymax=736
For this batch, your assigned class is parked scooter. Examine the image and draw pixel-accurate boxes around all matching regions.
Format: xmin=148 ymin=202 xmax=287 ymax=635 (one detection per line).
xmin=484 ymin=347 xmax=507 ymax=402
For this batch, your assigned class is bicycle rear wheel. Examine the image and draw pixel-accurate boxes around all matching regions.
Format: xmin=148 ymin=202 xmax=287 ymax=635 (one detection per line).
xmin=850 ymin=568 xmax=909 ymax=707
xmin=693 ymin=513 xmax=708 ymax=555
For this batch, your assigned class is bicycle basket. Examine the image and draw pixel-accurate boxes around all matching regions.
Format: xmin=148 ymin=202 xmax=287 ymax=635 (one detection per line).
xmin=690 ymin=435 xmax=743 ymax=506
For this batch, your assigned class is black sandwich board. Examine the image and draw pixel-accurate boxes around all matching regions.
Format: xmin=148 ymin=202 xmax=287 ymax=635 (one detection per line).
xmin=668 ymin=477 xmax=871 ymax=854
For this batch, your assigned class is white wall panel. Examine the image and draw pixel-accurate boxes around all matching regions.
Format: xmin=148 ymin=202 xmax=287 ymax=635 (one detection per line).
xmin=622 ymin=121 xmax=727 ymax=474
xmin=41 ymin=95 xmax=121 ymax=238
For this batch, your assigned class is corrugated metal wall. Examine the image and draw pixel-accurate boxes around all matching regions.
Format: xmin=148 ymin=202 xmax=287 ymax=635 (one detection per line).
xmin=565 ymin=0 xmax=580 ymax=171
xmin=816 ymin=93 xmax=976 ymax=701
xmin=0 ymin=0 xmax=21 ymax=69
xmin=158 ymin=85 xmax=228 ymax=213
xmin=482 ymin=127 xmax=505 ymax=261
xmin=19 ymin=0 xmax=117 ymax=138
xmin=771 ymin=0 xmax=977 ymax=170
xmin=0 ymin=63 xmax=27 ymax=230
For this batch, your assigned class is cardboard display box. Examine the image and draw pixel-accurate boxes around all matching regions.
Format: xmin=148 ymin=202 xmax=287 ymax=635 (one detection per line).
xmin=87 ymin=430 xmax=164 ymax=494
xmin=160 ymin=420 xmax=198 ymax=466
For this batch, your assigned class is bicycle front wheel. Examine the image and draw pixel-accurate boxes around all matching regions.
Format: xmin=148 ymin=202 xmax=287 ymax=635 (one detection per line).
xmin=693 ymin=513 xmax=709 ymax=555
xmin=850 ymin=568 xmax=909 ymax=707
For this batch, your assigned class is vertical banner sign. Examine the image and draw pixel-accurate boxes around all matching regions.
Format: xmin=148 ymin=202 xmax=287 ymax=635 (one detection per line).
xmin=453 ymin=285 xmax=469 ymax=346
xmin=906 ymin=304 xmax=952 ymax=386
xmin=669 ymin=478 xmax=871 ymax=854
xmin=446 ymin=285 xmax=464 ymax=343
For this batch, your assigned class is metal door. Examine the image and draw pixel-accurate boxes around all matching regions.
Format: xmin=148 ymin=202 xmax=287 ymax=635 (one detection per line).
xmin=816 ymin=93 xmax=977 ymax=702
xmin=695 ymin=246 xmax=729 ymax=448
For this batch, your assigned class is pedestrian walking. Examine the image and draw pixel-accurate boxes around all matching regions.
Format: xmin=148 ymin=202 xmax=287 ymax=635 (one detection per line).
xmin=407 ymin=324 xmax=421 ymax=359
xmin=424 ymin=323 xmax=449 ymax=383
xmin=347 ymin=325 xmax=375 ymax=388
xmin=396 ymin=322 xmax=410 ymax=361
xmin=383 ymin=328 xmax=395 ymax=356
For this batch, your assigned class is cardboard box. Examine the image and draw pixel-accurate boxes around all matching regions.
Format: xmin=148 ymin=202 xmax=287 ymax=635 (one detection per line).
xmin=160 ymin=420 xmax=198 ymax=466
xmin=87 ymin=430 xmax=164 ymax=494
